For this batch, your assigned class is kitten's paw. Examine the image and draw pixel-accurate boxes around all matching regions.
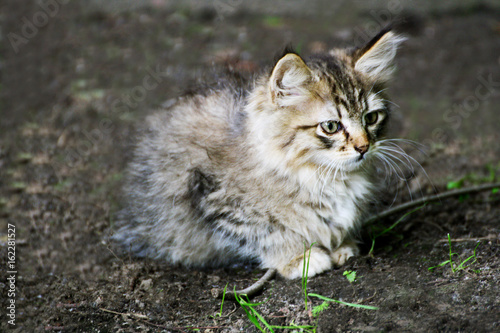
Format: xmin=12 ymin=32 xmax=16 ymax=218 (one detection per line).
xmin=331 ymin=241 xmax=359 ymax=266
xmin=279 ymin=247 xmax=332 ymax=279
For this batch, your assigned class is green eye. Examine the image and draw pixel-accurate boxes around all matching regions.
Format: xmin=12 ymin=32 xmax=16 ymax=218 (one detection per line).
xmin=364 ymin=111 xmax=379 ymax=125
xmin=320 ymin=121 xmax=341 ymax=134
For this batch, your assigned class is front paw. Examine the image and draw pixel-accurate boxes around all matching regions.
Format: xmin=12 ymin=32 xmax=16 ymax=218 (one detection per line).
xmin=331 ymin=241 xmax=359 ymax=266
xmin=278 ymin=247 xmax=332 ymax=279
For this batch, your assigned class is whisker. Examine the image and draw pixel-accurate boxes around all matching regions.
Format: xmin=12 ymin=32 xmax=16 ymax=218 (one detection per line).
xmin=378 ymin=98 xmax=400 ymax=109
xmin=378 ymin=138 xmax=429 ymax=157
xmin=372 ymin=87 xmax=389 ymax=98
xmin=377 ymin=150 xmax=409 ymax=180
xmin=374 ymin=154 xmax=401 ymax=207
xmin=377 ymin=149 xmax=414 ymax=201
xmin=378 ymin=140 xmax=437 ymax=196
xmin=379 ymin=138 xmax=426 ymax=148
xmin=376 ymin=147 xmax=416 ymax=176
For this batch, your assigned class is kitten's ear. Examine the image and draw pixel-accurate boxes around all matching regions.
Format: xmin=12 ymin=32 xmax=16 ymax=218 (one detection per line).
xmin=353 ymin=28 xmax=406 ymax=83
xmin=270 ymin=53 xmax=313 ymax=107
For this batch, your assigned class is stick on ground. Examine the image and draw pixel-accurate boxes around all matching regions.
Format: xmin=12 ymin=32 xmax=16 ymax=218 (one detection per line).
xmin=364 ymin=182 xmax=500 ymax=225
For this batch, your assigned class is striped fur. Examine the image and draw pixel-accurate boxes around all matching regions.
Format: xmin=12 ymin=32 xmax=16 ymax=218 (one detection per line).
xmin=113 ymin=28 xmax=404 ymax=279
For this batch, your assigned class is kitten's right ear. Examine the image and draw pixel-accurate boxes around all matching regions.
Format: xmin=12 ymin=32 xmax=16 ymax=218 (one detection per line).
xmin=269 ymin=53 xmax=313 ymax=107
xmin=353 ymin=28 xmax=406 ymax=83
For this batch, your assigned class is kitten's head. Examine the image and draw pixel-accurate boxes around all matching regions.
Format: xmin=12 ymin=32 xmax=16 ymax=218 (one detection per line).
xmin=249 ymin=28 xmax=405 ymax=175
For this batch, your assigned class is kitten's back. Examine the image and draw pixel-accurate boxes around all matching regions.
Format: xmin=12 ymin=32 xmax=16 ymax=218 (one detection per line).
xmin=116 ymin=85 xmax=249 ymax=264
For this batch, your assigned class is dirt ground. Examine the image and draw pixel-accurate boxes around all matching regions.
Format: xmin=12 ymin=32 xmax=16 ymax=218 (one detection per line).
xmin=1 ymin=1 xmax=499 ymax=332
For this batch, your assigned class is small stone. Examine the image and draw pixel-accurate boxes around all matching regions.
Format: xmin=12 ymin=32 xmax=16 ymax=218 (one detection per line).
xmin=210 ymin=288 xmax=220 ymax=298
xmin=139 ymin=278 xmax=153 ymax=291
xmin=94 ymin=296 xmax=103 ymax=305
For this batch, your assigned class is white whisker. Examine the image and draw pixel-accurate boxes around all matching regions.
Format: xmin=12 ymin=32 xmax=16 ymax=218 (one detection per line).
xmin=371 ymin=87 xmax=389 ymax=98
xmin=379 ymin=139 xmax=436 ymax=193
xmin=378 ymin=98 xmax=400 ymax=109
xmin=373 ymin=154 xmax=401 ymax=206
xmin=377 ymin=147 xmax=416 ymax=176
xmin=372 ymin=138 xmax=437 ymax=203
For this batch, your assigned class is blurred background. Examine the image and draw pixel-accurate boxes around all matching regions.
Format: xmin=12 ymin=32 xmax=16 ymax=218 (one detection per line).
xmin=2 ymin=1 xmax=499 ymax=179
xmin=0 ymin=1 xmax=499 ymax=331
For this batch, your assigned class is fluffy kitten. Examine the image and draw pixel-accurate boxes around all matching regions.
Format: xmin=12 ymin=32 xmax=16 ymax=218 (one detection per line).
xmin=114 ymin=27 xmax=406 ymax=279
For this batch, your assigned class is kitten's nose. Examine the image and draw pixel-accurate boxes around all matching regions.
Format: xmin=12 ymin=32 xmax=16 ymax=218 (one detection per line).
xmin=354 ymin=144 xmax=370 ymax=156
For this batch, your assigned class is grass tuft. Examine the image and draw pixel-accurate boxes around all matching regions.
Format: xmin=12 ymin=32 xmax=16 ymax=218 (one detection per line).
xmin=312 ymin=301 xmax=329 ymax=317
xmin=216 ymin=283 xmax=228 ymax=317
xmin=233 ymin=290 xmax=315 ymax=332
xmin=233 ymin=291 xmax=271 ymax=332
xmin=428 ymin=234 xmax=481 ymax=273
xmin=232 ymin=242 xmax=378 ymax=331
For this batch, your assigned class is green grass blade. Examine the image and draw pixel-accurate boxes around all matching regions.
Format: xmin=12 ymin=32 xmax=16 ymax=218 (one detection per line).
xmin=377 ymin=205 xmax=426 ymax=238
xmin=308 ymin=293 xmax=378 ymax=310
xmin=447 ymin=234 xmax=456 ymax=272
xmin=248 ymin=306 xmax=274 ymax=333
xmin=455 ymin=255 xmax=476 ymax=271
xmin=455 ymin=242 xmax=481 ymax=271
xmin=302 ymin=242 xmax=316 ymax=312
xmin=234 ymin=291 xmax=264 ymax=331
xmin=302 ymin=242 xmax=307 ymax=292
xmin=369 ymin=205 xmax=425 ymax=256
xmin=218 ymin=283 xmax=228 ymax=317
xmin=428 ymin=260 xmax=451 ymax=271
xmin=234 ymin=291 xmax=277 ymax=333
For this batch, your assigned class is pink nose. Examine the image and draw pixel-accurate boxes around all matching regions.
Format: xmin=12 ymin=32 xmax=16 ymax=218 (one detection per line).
xmin=354 ymin=144 xmax=369 ymax=156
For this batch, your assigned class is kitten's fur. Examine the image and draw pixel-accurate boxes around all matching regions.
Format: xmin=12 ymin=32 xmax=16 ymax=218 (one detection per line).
xmin=114 ymin=27 xmax=406 ymax=279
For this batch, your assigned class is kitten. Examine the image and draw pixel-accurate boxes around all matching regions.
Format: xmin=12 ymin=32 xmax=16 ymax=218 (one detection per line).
xmin=114 ymin=27 xmax=406 ymax=279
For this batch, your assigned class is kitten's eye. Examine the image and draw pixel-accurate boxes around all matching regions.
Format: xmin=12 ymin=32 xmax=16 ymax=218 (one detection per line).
xmin=364 ymin=111 xmax=379 ymax=125
xmin=320 ymin=121 xmax=341 ymax=134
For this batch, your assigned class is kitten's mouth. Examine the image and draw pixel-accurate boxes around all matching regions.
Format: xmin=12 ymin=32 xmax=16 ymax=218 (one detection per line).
xmin=348 ymin=153 xmax=370 ymax=169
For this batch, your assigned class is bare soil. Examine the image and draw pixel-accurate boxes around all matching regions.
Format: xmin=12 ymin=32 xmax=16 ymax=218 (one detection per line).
xmin=1 ymin=1 xmax=499 ymax=332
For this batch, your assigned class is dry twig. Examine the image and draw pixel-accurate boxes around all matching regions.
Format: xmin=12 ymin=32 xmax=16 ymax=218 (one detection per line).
xmin=364 ymin=182 xmax=500 ymax=225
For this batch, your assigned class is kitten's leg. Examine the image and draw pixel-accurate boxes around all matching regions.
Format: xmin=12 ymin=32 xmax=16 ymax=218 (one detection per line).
xmin=331 ymin=238 xmax=359 ymax=266
xmin=262 ymin=245 xmax=332 ymax=280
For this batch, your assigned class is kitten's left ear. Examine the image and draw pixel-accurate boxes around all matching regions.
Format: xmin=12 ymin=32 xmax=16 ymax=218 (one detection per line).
xmin=269 ymin=53 xmax=313 ymax=107
xmin=353 ymin=28 xmax=406 ymax=83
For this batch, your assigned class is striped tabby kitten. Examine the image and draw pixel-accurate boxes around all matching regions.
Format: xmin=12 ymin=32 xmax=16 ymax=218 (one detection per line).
xmin=114 ymin=27 xmax=405 ymax=279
